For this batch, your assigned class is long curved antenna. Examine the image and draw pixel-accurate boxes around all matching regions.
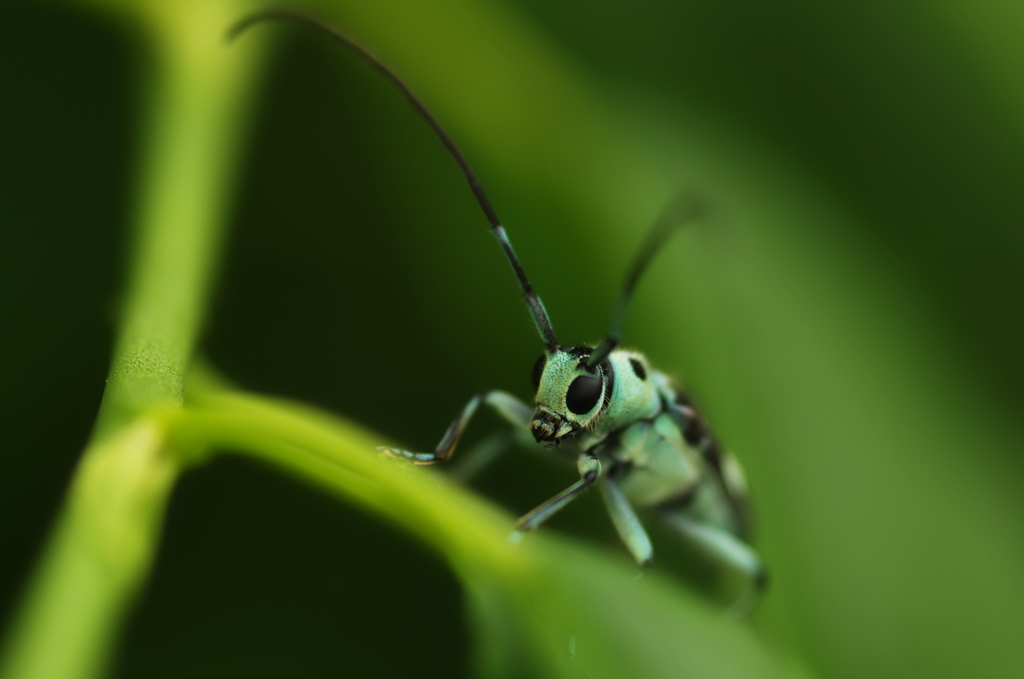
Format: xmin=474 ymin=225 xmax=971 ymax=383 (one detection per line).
xmin=587 ymin=190 xmax=708 ymax=368
xmin=228 ymin=9 xmax=559 ymax=352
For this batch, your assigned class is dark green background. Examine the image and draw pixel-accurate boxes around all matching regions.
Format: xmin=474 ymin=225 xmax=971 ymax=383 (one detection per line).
xmin=3 ymin=1 xmax=1022 ymax=678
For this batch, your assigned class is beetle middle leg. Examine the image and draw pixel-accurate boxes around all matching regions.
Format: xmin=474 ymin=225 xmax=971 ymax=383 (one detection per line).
xmin=447 ymin=430 xmax=515 ymax=483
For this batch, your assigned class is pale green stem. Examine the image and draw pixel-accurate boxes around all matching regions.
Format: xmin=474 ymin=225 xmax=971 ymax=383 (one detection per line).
xmin=0 ymin=419 xmax=178 ymax=679
xmin=175 ymin=387 xmax=529 ymax=579
xmin=0 ymin=4 xmax=263 ymax=678
xmin=93 ymin=1 xmax=262 ymax=440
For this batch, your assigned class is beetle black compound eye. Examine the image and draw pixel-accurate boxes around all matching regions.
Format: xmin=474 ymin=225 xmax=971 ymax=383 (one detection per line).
xmin=565 ymin=375 xmax=602 ymax=414
xmin=531 ymin=354 xmax=546 ymax=389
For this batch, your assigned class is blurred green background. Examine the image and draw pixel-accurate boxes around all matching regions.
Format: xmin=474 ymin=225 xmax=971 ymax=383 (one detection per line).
xmin=2 ymin=0 xmax=1023 ymax=677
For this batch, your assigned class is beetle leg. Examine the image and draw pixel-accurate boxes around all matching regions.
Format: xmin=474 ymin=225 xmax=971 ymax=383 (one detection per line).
xmin=599 ymin=478 xmax=654 ymax=567
xmin=380 ymin=390 xmax=531 ymax=464
xmin=515 ymin=454 xmax=601 ymax=532
xmin=447 ymin=430 xmax=510 ymax=483
xmin=659 ymin=512 xmax=768 ymax=617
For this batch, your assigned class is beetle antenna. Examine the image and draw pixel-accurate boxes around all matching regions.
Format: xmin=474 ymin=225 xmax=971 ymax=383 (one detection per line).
xmin=587 ymin=190 xmax=708 ymax=368
xmin=228 ymin=9 xmax=559 ymax=352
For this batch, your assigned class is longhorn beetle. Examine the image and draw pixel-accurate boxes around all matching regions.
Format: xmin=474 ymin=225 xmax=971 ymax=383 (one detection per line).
xmin=231 ymin=10 xmax=767 ymax=613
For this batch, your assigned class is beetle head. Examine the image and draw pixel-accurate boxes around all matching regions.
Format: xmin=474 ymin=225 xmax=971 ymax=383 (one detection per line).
xmin=529 ymin=347 xmax=612 ymax=445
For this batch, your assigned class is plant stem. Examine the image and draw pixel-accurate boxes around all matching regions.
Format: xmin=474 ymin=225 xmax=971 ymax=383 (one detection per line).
xmin=0 ymin=418 xmax=177 ymax=679
xmin=0 ymin=4 xmax=263 ymax=678
xmin=175 ymin=386 xmax=528 ymax=578
xmin=94 ymin=1 xmax=262 ymax=440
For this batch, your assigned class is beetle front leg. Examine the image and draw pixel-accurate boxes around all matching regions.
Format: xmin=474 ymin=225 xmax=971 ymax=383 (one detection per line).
xmin=380 ymin=390 xmax=531 ymax=464
xmin=515 ymin=454 xmax=602 ymax=532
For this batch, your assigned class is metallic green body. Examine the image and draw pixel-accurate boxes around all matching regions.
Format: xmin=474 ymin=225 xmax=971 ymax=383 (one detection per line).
xmin=385 ymin=345 xmax=763 ymax=612
xmin=533 ymin=348 xmax=746 ymax=535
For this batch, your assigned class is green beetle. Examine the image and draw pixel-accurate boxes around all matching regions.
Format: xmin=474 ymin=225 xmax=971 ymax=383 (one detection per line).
xmin=232 ymin=9 xmax=766 ymax=614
